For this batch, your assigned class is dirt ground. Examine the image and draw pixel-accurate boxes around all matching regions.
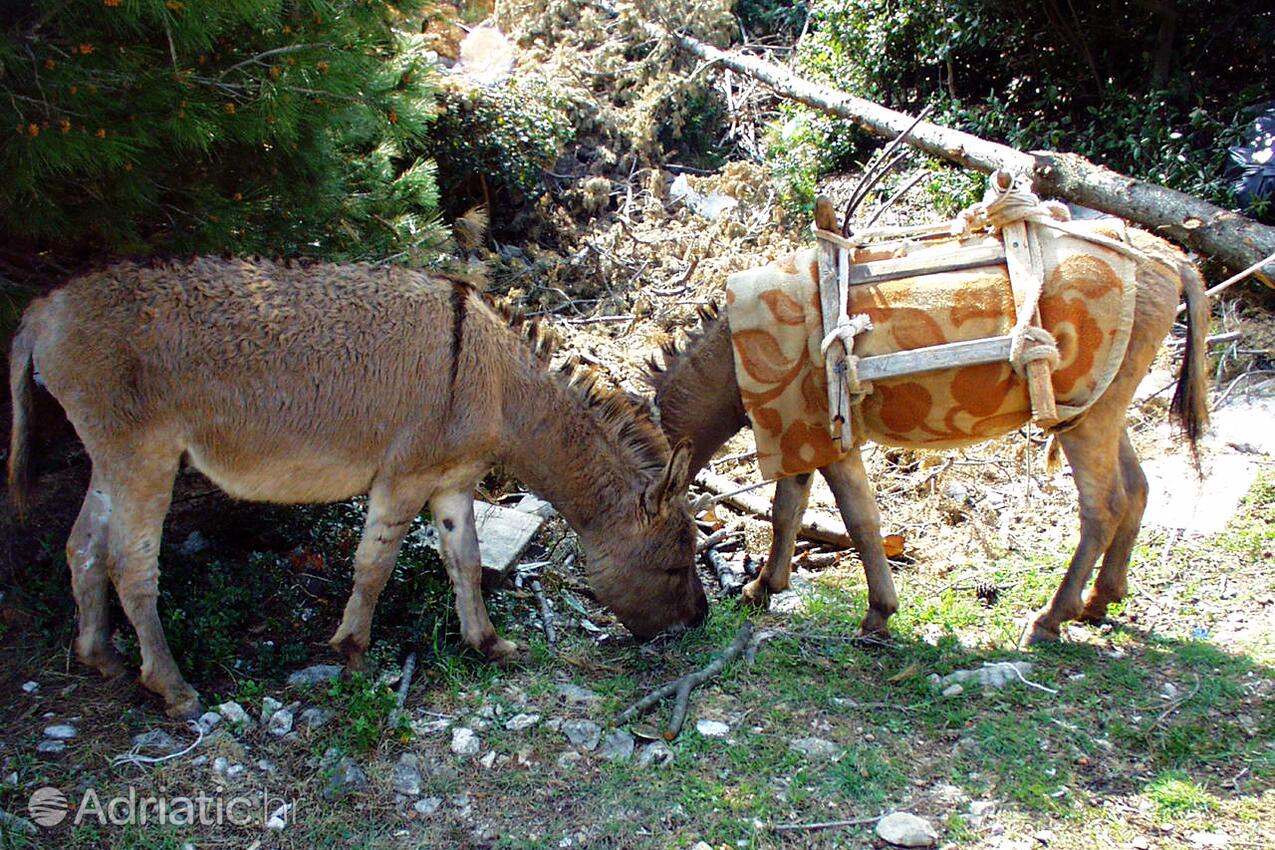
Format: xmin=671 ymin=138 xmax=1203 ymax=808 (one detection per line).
xmin=1 ymin=3 xmax=1273 ymax=848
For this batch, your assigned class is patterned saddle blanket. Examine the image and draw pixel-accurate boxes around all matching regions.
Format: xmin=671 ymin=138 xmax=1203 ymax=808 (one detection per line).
xmin=725 ymin=219 xmax=1137 ymax=480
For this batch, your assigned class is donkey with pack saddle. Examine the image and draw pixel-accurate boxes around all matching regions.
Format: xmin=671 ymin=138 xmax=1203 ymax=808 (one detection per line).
xmin=9 ymin=258 xmax=707 ymax=718
xmin=649 ymin=175 xmax=1209 ymax=644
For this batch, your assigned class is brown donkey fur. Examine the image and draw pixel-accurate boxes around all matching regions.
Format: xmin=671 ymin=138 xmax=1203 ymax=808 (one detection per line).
xmin=650 ymin=228 xmax=1209 ymax=643
xmin=9 ymin=257 xmax=706 ymax=718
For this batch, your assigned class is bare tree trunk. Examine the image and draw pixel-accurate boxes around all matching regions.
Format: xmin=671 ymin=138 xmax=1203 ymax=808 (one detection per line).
xmin=638 ymin=16 xmax=1275 ymax=276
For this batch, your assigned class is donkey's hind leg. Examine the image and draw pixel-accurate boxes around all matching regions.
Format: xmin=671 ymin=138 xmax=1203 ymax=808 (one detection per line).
xmin=102 ymin=446 xmax=198 ymax=718
xmin=330 ymin=476 xmax=431 ymax=670
xmin=67 ymin=472 xmax=126 ymax=678
xmin=1079 ymin=430 xmax=1148 ymax=622
xmin=740 ymin=473 xmax=812 ymax=609
xmin=1025 ymin=407 xmax=1128 ymax=645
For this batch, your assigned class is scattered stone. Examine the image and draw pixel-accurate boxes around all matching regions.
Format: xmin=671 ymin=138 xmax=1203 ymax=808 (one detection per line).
xmin=264 ymin=802 xmax=292 ymax=831
xmin=286 ymin=664 xmax=343 ymax=688
xmin=544 ymin=717 xmax=564 ymax=732
xmin=789 ymin=737 xmax=839 ymax=760
xmin=212 ymin=756 xmax=230 ymax=776
xmin=638 ymin=740 xmax=675 ymax=767
xmin=196 ymin=711 xmax=222 ymax=734
xmin=1131 ymin=838 xmax=1150 ymax=850
xmin=932 ymin=783 xmax=968 ymax=806
xmin=21 ymin=682 xmax=38 ymax=694
xmin=479 ymin=750 xmax=498 ymax=769
xmin=556 ymin=751 xmax=583 ymax=770
xmin=413 ymin=797 xmax=443 ymax=817
xmin=131 ymin=729 xmax=178 ymax=754
xmin=260 ymin=697 xmax=283 ymax=723
xmin=257 ymin=758 xmax=278 ymax=775
xmin=476 ymin=703 xmax=498 ymax=720
xmin=942 ymin=683 xmax=965 ymax=697
xmin=3 ymin=772 xmax=17 ymax=786
xmin=876 ymin=811 xmax=939 ymax=847
xmin=298 ymin=706 xmax=334 ymax=731
xmin=225 ymin=763 xmax=245 ymax=779
xmin=935 ymin=661 xmax=1034 ymax=691
xmin=451 ymin=727 xmax=481 ymax=757
xmin=215 ymin=701 xmax=255 ymax=731
xmin=598 ymin=729 xmax=634 ymax=761
xmin=515 ymin=494 xmax=555 ymax=518
xmin=556 ymin=684 xmax=598 ymax=706
xmin=35 ymin=740 xmax=65 ymax=756
xmin=562 ymin=719 xmax=602 ymax=750
xmin=1187 ymin=832 xmax=1231 ymax=849
xmin=392 ymin=754 xmax=423 ymax=796
xmin=413 ymin=717 xmax=452 ymax=736
xmin=42 ymin=724 xmax=77 ymax=740
xmin=505 ymin=712 xmax=541 ymax=731
xmin=266 ymin=707 xmax=294 ymax=737
xmin=695 ymin=719 xmax=730 ymax=738
xmin=1035 ymin=829 xmax=1056 ymax=844
xmin=323 ymin=757 xmax=368 ymax=800
xmin=692 ymin=842 xmax=713 ymax=850
xmin=179 ymin=531 xmax=209 ymax=556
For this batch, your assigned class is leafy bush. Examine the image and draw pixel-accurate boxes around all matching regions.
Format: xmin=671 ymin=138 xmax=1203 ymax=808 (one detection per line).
xmin=778 ymin=0 xmax=1273 ymax=214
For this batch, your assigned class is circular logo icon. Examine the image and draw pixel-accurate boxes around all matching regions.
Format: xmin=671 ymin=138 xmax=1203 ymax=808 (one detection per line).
xmin=28 ymin=786 xmax=68 ymax=827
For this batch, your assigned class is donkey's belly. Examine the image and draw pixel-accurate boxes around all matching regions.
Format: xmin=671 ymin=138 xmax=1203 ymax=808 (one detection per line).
xmin=185 ymin=443 xmax=379 ymax=504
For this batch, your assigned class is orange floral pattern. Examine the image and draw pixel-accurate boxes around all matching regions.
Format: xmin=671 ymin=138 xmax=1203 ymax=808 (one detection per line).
xmin=726 ymin=221 xmax=1136 ymax=479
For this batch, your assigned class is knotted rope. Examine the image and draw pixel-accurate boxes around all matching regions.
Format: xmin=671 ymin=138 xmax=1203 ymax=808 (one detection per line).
xmin=814 ymin=224 xmax=874 ymax=405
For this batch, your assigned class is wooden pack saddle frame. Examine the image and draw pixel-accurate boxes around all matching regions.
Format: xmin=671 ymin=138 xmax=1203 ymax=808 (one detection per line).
xmin=813 ymin=170 xmax=1148 ymax=450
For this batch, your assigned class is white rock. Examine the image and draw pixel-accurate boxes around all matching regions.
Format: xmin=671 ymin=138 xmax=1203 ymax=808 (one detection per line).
xmin=556 ymin=751 xmax=583 ymax=770
xmin=789 ymin=737 xmax=839 ymax=760
xmin=392 ymin=754 xmax=422 ymax=796
xmin=266 ymin=708 xmax=294 ymax=737
xmin=260 ymin=697 xmax=283 ymax=723
xmin=556 ymin=684 xmax=598 ymax=706
xmin=131 ymin=729 xmax=178 ymax=754
xmin=21 ymin=681 xmax=38 ymax=694
xmin=212 ymin=756 xmax=230 ymax=776
xmin=179 ymin=530 xmax=209 ymax=556
xmin=413 ymin=797 xmax=443 ymax=817
xmin=43 ymin=724 xmax=77 ymax=740
xmin=1188 ymin=832 xmax=1231 ymax=849
xmin=265 ymin=802 xmax=292 ymax=831
xmin=196 ymin=711 xmax=222 ymax=733
xmin=479 ymin=750 xmax=497 ymax=769
xmin=696 ymin=719 xmax=730 ymax=738
xmin=286 ymin=665 xmax=343 ymax=688
xmin=876 ymin=811 xmax=939 ymax=847
xmin=936 ymin=662 xmax=1034 ymax=691
xmin=599 ymin=729 xmax=635 ymax=761
xmin=638 ymin=740 xmax=674 ymax=767
xmin=451 ymin=727 xmax=481 ymax=757
xmin=692 ymin=842 xmax=713 ymax=850
xmin=35 ymin=740 xmax=65 ymax=756
xmin=215 ymin=701 xmax=255 ymax=730
xmin=505 ymin=712 xmax=541 ymax=731
xmin=298 ymin=706 xmax=333 ymax=731
xmin=942 ymin=684 xmax=965 ymax=697
xmin=413 ymin=718 xmax=452 ymax=736
xmin=562 ymin=719 xmax=602 ymax=750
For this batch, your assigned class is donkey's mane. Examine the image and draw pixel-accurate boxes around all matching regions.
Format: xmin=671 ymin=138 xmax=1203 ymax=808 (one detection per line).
xmin=644 ymin=300 xmax=723 ymax=389
xmin=471 ymin=282 xmax=672 ymax=478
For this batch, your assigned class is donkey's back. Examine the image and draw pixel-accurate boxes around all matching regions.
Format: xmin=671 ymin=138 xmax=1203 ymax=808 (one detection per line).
xmin=23 ymin=257 xmax=500 ymax=504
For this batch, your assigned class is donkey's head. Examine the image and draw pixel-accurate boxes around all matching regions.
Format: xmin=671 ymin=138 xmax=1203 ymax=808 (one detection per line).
xmin=583 ymin=439 xmax=708 ymax=638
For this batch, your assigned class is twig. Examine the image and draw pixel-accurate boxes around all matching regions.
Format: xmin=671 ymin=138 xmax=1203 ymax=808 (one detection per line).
xmin=532 ymin=579 xmax=557 ymax=646
xmin=694 ymin=470 xmax=852 ymax=547
xmin=702 ymin=547 xmax=743 ymax=595
xmin=1153 ymin=674 xmax=1201 ymax=728
xmin=1007 ymin=662 xmax=1059 ymax=695
xmin=648 ymin=256 xmax=701 ymax=296
xmin=1176 ymin=249 xmax=1275 ymax=314
xmin=617 ymin=620 xmax=755 ymax=739
xmin=690 ymin=475 xmax=772 ymax=515
xmin=697 ymin=524 xmax=743 ymax=552
xmin=565 ymin=314 xmax=635 ymax=325
xmin=110 ymin=720 xmax=205 ymax=769
xmin=773 ymin=814 xmax=881 ymax=833
xmin=388 ymin=651 xmax=417 ymax=728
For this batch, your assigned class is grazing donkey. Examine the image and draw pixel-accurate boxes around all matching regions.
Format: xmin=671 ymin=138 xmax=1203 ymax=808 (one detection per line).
xmin=9 ymin=257 xmax=706 ymax=718
xmin=649 ymin=228 xmax=1208 ymax=643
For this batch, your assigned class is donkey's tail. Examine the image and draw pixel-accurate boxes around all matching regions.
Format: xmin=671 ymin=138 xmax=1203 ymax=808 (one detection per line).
xmin=1170 ymin=259 xmax=1210 ymax=455
xmin=8 ymin=320 xmax=37 ymax=519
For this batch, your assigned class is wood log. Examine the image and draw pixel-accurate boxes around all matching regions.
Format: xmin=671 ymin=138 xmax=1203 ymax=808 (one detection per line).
xmin=855 ymin=336 xmax=1013 ymax=382
xmin=695 ymin=469 xmax=853 ymax=548
xmin=631 ymin=13 xmax=1275 ymax=278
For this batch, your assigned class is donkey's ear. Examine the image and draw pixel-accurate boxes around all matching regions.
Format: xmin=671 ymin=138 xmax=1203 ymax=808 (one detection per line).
xmin=643 ymin=439 xmax=694 ymax=517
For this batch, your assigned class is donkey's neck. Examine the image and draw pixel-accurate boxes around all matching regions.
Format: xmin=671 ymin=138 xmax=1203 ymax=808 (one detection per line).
xmin=499 ymin=366 xmax=656 ymax=534
xmin=652 ymin=316 xmax=749 ymax=476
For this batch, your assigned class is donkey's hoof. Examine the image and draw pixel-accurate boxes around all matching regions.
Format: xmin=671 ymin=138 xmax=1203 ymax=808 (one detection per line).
xmin=1021 ymin=621 xmax=1061 ymax=647
xmin=858 ymin=610 xmax=893 ymax=639
xmin=1078 ymin=599 xmax=1113 ymax=624
xmin=164 ymin=691 xmax=203 ymax=721
xmin=739 ymin=579 xmax=771 ymax=609
xmin=82 ymin=646 xmax=129 ymax=680
xmin=482 ymin=636 xmax=519 ymax=663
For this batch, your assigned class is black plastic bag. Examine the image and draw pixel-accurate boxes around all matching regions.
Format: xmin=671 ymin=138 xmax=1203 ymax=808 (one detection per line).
xmin=1226 ymin=102 xmax=1275 ymax=216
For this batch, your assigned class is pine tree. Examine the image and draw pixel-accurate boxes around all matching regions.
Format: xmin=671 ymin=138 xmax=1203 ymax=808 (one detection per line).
xmin=0 ymin=0 xmax=446 ymax=263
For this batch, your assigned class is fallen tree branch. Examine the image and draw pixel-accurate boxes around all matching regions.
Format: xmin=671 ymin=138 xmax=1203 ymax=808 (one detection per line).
xmin=532 ymin=578 xmax=557 ymax=647
xmin=695 ymin=469 xmax=852 ymax=548
xmin=625 ymin=9 xmax=1275 ymax=276
xmin=388 ymin=651 xmax=417 ymax=728
xmin=772 ymin=815 xmax=881 ymax=833
xmin=702 ymin=547 xmax=744 ymax=595
xmin=617 ymin=620 xmax=754 ymax=739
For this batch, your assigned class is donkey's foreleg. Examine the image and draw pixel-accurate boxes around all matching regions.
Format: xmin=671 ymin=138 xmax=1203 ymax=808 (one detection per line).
xmin=1080 ymin=431 xmax=1148 ymax=623
xmin=104 ymin=452 xmax=199 ymax=719
xmin=429 ymin=489 xmax=517 ymax=661
xmin=822 ymin=449 xmax=898 ymax=636
xmin=67 ymin=474 xmax=125 ymax=679
xmin=1025 ymin=413 xmax=1126 ymax=645
xmin=741 ymin=473 xmax=812 ymax=609
xmin=330 ymin=481 xmax=428 ymax=670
